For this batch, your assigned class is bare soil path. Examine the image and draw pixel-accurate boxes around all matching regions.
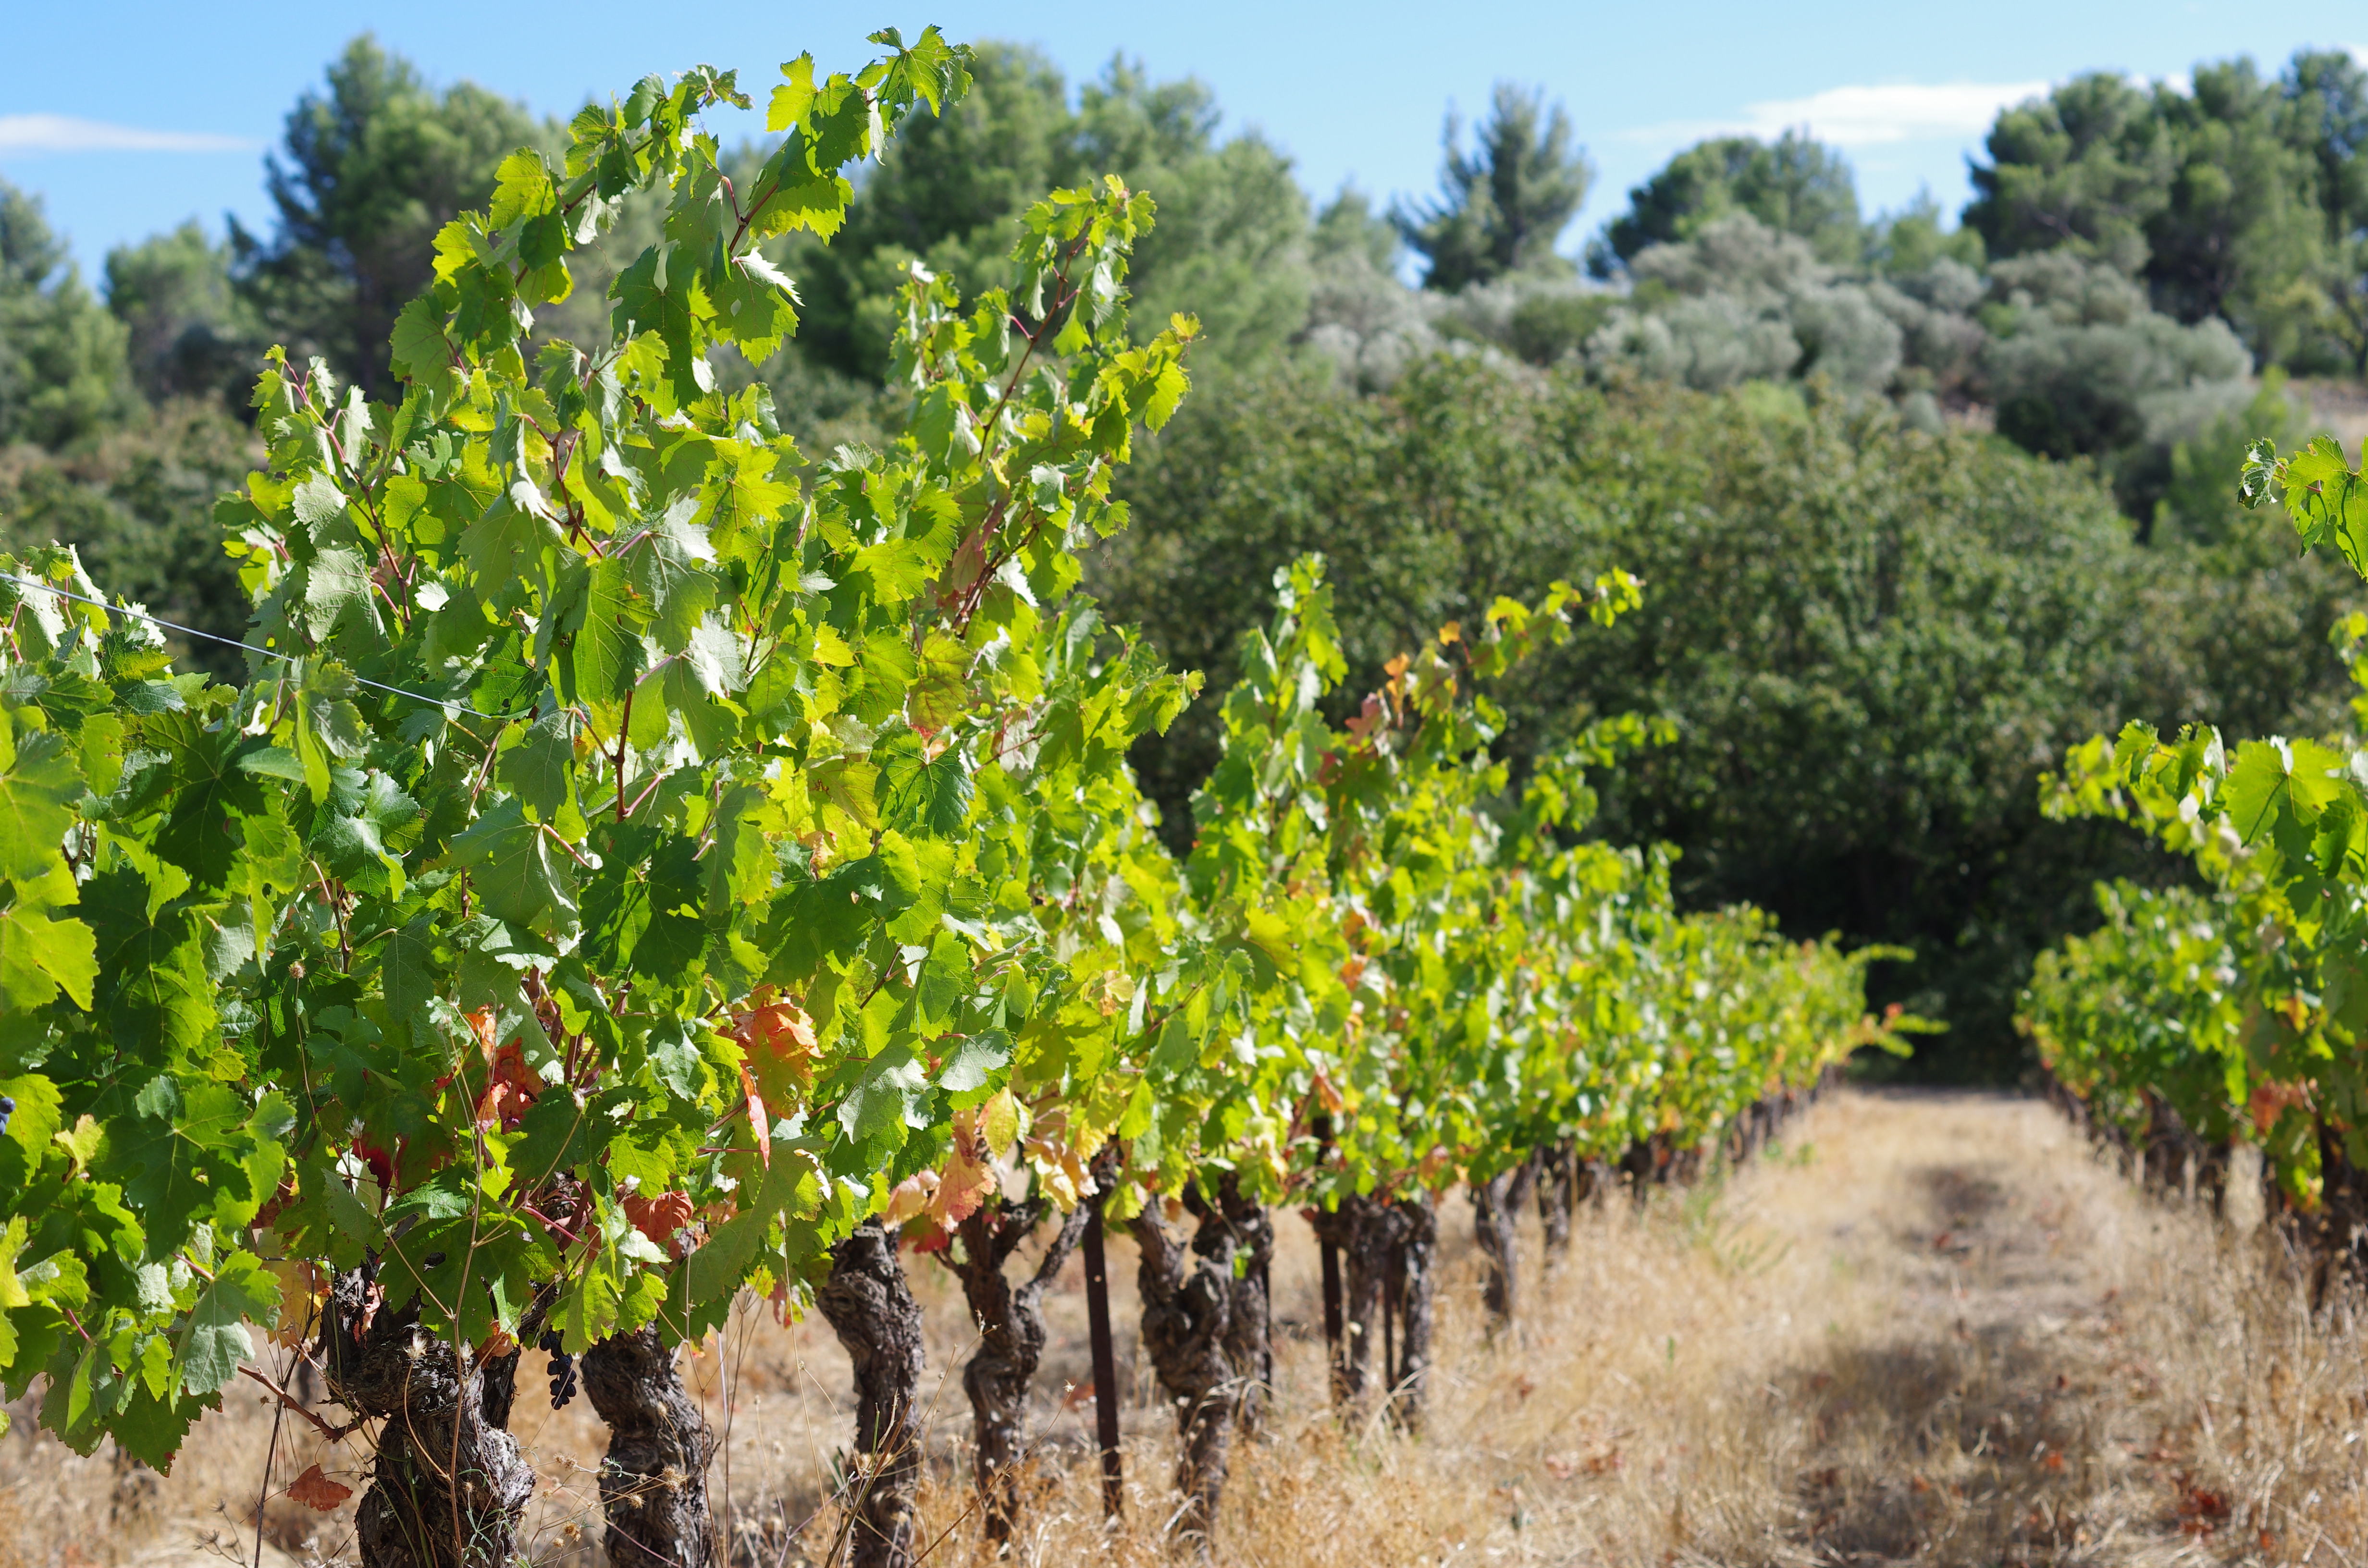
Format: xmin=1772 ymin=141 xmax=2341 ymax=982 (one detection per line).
xmin=1684 ymin=1088 xmax=2262 ymax=1566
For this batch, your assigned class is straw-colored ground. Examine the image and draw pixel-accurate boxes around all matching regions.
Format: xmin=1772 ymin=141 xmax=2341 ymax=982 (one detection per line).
xmin=6 ymin=1087 xmax=2367 ymax=1567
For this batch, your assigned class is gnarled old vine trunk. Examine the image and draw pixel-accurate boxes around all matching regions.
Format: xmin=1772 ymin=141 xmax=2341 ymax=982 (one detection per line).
xmin=1129 ymin=1200 xmax=1238 ymax=1548
xmin=816 ymin=1222 xmax=926 ymax=1568
xmin=1470 ymin=1154 xmax=1537 ymax=1331
xmin=1535 ymin=1139 xmax=1589 ymax=1256
xmin=1390 ymin=1196 xmax=1438 ymax=1427
xmin=319 ymin=1271 xmax=535 ymax=1568
xmin=1185 ymin=1173 xmax=1275 ymax=1433
xmin=1319 ymin=1191 xmax=1440 ymax=1429
xmin=580 ymin=1327 xmax=714 ymax=1568
xmin=947 ymin=1199 xmax=1091 ymax=1543
xmin=2301 ymin=1116 xmax=2368 ymax=1305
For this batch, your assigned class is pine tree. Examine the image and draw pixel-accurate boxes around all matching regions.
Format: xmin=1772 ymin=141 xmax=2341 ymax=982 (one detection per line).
xmin=1396 ymin=84 xmax=1591 ymax=292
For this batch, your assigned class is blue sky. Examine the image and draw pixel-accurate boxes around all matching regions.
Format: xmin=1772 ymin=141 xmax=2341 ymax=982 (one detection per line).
xmin=5 ymin=1 xmax=2363 ymax=283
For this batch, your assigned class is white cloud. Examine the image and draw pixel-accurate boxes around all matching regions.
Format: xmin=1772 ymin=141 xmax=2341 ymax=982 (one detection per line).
xmin=0 ymin=114 xmax=255 ymax=155
xmin=1626 ymin=80 xmax=2052 ymax=150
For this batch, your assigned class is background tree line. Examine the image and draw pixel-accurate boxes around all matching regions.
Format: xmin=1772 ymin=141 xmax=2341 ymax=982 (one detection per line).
xmin=2 ymin=35 xmax=2363 ymax=1077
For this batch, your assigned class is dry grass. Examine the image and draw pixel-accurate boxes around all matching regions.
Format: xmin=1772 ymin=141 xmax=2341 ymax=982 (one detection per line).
xmin=6 ymin=1088 xmax=2368 ymax=1567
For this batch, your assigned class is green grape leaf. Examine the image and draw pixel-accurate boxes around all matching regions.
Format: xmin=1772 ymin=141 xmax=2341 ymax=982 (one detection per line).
xmin=0 ymin=866 xmax=97 ymax=1012
xmin=555 ymin=1242 xmax=624 ymax=1353
xmin=2225 ymin=737 xmax=2349 ymax=845
xmin=767 ymin=55 xmax=819 ymax=132
xmin=702 ymin=786 xmax=776 ymax=915
xmin=379 ymin=917 xmax=442 ymax=1025
xmin=662 ymin=658 xmax=739 ymax=760
xmin=388 ymin=297 xmax=456 ymax=386
xmin=293 ymin=662 xmax=368 ymax=803
xmin=624 ymin=502 xmax=720 ymax=655
xmin=313 ymin=1161 xmax=385 ymax=1251
xmin=298 ymin=548 xmax=373 ymax=642
xmin=108 ymin=1080 xmax=283 ymax=1258
xmin=683 ymin=1153 xmax=811 ymax=1308
xmin=912 ymin=385 xmax=981 ymax=465
xmin=711 ymin=253 xmax=802 ymax=360
xmin=499 ymin=710 xmax=578 ymax=822
xmin=462 ymin=492 xmax=563 ymax=598
xmin=151 ymin=726 xmax=269 ymax=892
xmin=108 ymin=1382 xmax=219 ymax=1473
xmin=887 ymin=742 xmax=974 ymax=838
xmin=931 ymin=1030 xmax=1010 ymax=1093
xmin=611 ymin=251 xmax=714 ymax=412
xmin=0 ymin=1074 xmax=62 ymax=1191
xmin=488 ymin=149 xmax=556 ymax=229
xmin=509 ymin=1089 xmax=599 ymax=1190
xmin=836 ymin=1042 xmax=929 ymax=1143
xmin=0 ymin=726 xmax=81 ymax=883
xmin=288 ymin=473 xmax=348 ymax=538
xmin=312 ymin=770 xmax=419 ymax=897
xmin=451 ymin=800 xmax=580 ymax=937
xmin=908 ymin=633 xmax=972 ymax=734
xmin=700 ymin=443 xmax=798 ymax=566
xmin=81 ymin=869 xmax=214 ymax=1060
xmin=170 ymin=1250 xmax=277 ymax=1398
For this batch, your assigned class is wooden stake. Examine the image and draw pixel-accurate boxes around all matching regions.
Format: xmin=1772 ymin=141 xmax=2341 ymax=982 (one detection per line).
xmin=1082 ymin=1188 xmax=1124 ymax=1519
xmin=1313 ymin=1115 xmax=1346 ymax=1405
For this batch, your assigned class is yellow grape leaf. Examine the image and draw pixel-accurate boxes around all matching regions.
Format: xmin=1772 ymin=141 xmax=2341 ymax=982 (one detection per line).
xmin=979 ymin=1087 xmax=1020 ymax=1159
xmin=880 ymin=1171 xmax=937 ymax=1226
xmin=264 ymin=1259 xmax=324 ymax=1348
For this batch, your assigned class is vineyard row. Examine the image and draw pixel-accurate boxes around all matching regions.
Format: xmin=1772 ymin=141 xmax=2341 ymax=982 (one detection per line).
xmin=2023 ymin=435 xmax=2368 ymax=1296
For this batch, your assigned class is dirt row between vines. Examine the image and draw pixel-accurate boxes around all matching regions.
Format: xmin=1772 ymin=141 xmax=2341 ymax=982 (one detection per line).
xmin=7 ymin=1088 xmax=2368 ymax=1567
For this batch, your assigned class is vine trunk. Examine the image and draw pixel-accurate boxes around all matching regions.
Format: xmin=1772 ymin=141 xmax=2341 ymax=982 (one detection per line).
xmin=319 ymin=1272 xmax=535 ymax=1568
xmin=580 ymin=1326 xmax=715 ymax=1567
xmin=816 ymin=1222 xmax=927 ymax=1568
xmin=948 ymin=1199 xmax=1092 ymax=1543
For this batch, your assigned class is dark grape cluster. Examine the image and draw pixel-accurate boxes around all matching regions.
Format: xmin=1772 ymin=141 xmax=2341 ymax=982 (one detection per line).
xmin=539 ymin=1329 xmax=576 ymax=1410
xmin=0 ymin=1097 xmax=14 ymax=1139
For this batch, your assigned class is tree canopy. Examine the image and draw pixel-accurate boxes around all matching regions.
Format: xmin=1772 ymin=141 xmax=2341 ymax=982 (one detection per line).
xmin=1395 ymin=84 xmax=1593 ymax=291
xmin=230 ymin=35 xmax=545 ymax=398
xmin=1966 ymin=56 xmax=2368 ymax=371
xmin=783 ymin=44 xmax=1311 ymax=382
xmin=1592 ymin=130 xmax=1862 ymax=274
xmin=0 ymin=184 xmax=132 ymax=449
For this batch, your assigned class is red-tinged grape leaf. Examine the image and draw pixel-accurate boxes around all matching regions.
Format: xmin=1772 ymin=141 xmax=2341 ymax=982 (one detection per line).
xmin=287 ymin=1463 xmax=354 ymax=1510
xmin=927 ymin=1108 xmax=996 ymax=1226
xmin=622 ymin=1190 xmax=694 ymax=1250
xmin=737 ymin=990 xmax=816 ymax=1108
